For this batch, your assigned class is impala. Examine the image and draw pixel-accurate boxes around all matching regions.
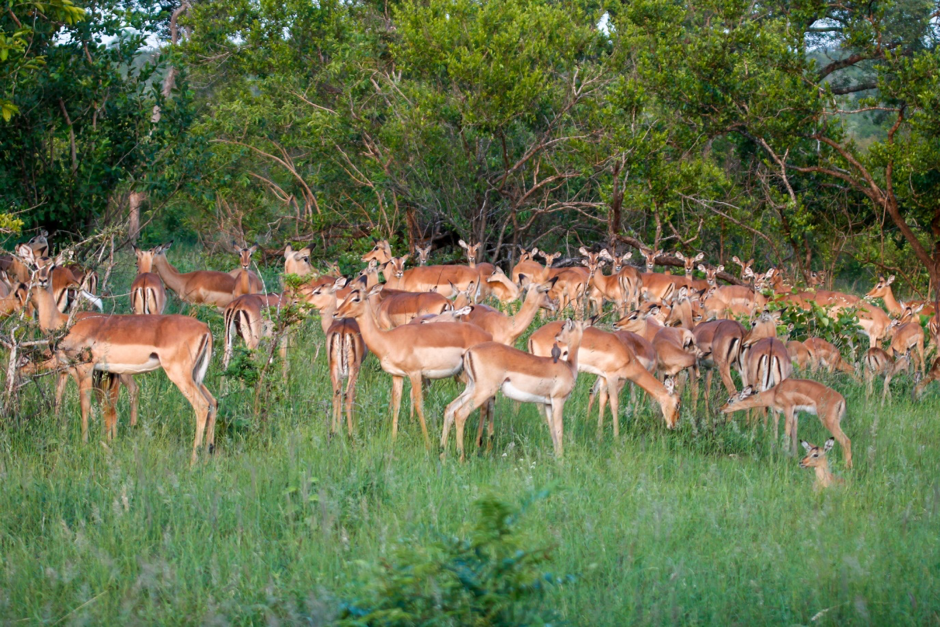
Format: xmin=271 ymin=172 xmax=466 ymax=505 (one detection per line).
xmin=153 ymin=241 xmax=254 ymax=308
xmin=800 ymin=337 xmax=861 ymax=381
xmin=862 ymin=347 xmax=909 ymax=404
xmin=800 ymin=439 xmax=844 ymax=490
xmin=334 ymin=286 xmax=492 ymax=447
xmin=441 ymin=320 xmax=586 ymax=460
xmin=888 ymin=319 xmax=925 ymax=374
xmin=283 ymin=245 xmax=315 ymax=276
xmin=529 ymin=321 xmax=680 ymax=437
xmin=730 ymin=256 xmax=755 ymax=281
xmin=27 ymin=263 xmax=215 ymax=462
xmin=299 ymin=277 xmax=366 ymax=435
xmin=581 ymin=248 xmax=630 ymax=314
xmin=231 ymin=242 xmax=264 ymax=295
xmin=221 ymin=293 xmax=288 ymax=368
xmin=913 ymin=357 xmax=939 ymax=400
xmin=372 ymin=285 xmax=453 ymax=329
xmin=130 ymin=245 xmax=167 ymax=315
xmin=864 ymin=274 xmax=935 ymax=318
xmin=463 ymin=279 xmax=555 ymax=346
xmin=485 ymin=267 xmax=522 ymax=304
xmin=510 ymin=247 xmax=548 ymax=285
xmin=721 ymin=380 xmax=851 ymax=467
xmin=692 ymin=319 xmax=745 ymax=402
xmin=415 ymin=244 xmax=433 ymax=266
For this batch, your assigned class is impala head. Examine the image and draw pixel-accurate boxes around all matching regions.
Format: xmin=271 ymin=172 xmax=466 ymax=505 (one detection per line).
xmin=458 ymin=240 xmax=481 ymax=266
xmin=579 ymin=248 xmax=606 ymax=278
xmin=15 ymin=243 xmax=36 ymax=267
xmin=731 ymin=256 xmax=755 ymax=280
xmin=284 ymin=245 xmax=314 ymax=277
xmin=608 ymin=250 xmax=632 ymax=273
xmin=131 ymin=245 xmax=161 ymax=274
xmin=720 ymin=385 xmax=756 ymax=413
xmin=641 ymin=249 xmax=663 ymax=272
xmin=898 ymin=302 xmax=925 ymax=323
xmin=808 ymin=270 xmax=827 ymax=289
xmin=554 ymin=318 xmax=585 ymax=351
xmin=753 ymin=268 xmax=776 ymax=292
xmin=538 ymin=250 xmax=562 ymax=267
xmin=415 ymin=244 xmax=432 ymax=266
xmin=362 ymin=239 xmax=392 ymax=264
xmin=232 ymin=242 xmax=258 ymax=270
xmin=800 ymin=438 xmax=834 ymax=469
xmin=698 ymin=264 xmax=723 ymax=287
xmin=865 ymin=274 xmax=895 ymax=301
xmin=386 ymin=254 xmax=409 ymax=279
xmin=299 ymin=276 xmax=348 ymax=310
xmin=153 ymin=241 xmax=173 ymax=260
xmin=518 ymin=246 xmax=539 ymax=263
xmin=28 ymin=230 xmax=49 ymax=258
xmin=449 ymin=280 xmax=478 ymax=306
xmin=334 ymin=285 xmax=380 ymax=319
xmin=674 ymin=251 xmax=704 ymax=278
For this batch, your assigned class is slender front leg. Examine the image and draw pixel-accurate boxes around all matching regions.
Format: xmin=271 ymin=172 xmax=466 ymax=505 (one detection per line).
xmin=408 ymin=373 xmax=431 ymax=449
xmin=390 ymin=375 xmax=404 ymax=442
xmin=607 ymin=376 xmax=621 ymax=439
xmin=551 ymin=400 xmax=565 ymax=457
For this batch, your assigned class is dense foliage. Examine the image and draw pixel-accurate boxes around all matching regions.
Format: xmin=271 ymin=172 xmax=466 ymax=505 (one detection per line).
xmin=1 ymin=0 xmax=938 ymax=294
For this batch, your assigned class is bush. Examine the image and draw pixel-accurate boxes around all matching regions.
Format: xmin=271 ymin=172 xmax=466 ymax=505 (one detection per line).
xmin=337 ymin=490 xmax=570 ymax=626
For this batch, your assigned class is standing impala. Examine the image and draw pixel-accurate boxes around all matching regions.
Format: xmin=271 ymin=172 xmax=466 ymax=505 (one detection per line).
xmin=26 ymin=263 xmax=217 ymax=462
xmin=334 ymin=286 xmax=492 ymax=448
xmin=299 ymin=277 xmax=366 ymax=436
xmin=153 ymin=242 xmax=253 ymax=308
xmin=721 ymin=380 xmax=852 ymax=468
xmin=441 ymin=320 xmax=587 ymax=461
xmin=463 ymin=279 xmax=555 ymax=346
xmin=130 ymin=245 xmax=167 ymax=315
xmin=862 ymin=347 xmax=909 ymax=404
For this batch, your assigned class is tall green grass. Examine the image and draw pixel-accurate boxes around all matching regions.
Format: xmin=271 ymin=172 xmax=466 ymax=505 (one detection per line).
xmin=0 ymin=248 xmax=936 ymax=625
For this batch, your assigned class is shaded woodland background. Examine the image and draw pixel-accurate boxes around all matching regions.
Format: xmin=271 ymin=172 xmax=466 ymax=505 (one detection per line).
xmin=1 ymin=0 xmax=938 ymax=296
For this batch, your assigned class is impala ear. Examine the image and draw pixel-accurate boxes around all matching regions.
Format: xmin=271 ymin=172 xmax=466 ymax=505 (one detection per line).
xmin=248 ymin=245 xmax=258 ymax=255
xmin=453 ymin=306 xmax=472 ymax=316
xmin=664 ymin=377 xmax=675 ymax=395
xmin=580 ymin=259 xmax=590 ymax=267
xmin=697 ymin=264 xmax=706 ymax=273
xmin=823 ymin=438 xmax=834 ymax=452
xmin=674 ymin=251 xmax=685 ymax=260
xmin=886 ymin=275 xmax=895 ymax=285
xmin=801 ymin=440 xmax=812 ymax=453
xmin=334 ymin=277 xmax=348 ymax=289
xmin=716 ymin=265 xmax=724 ymax=273
xmin=599 ymin=249 xmax=614 ymax=260
xmin=695 ymin=252 xmax=704 ymax=261
xmin=284 ymin=245 xmax=293 ymax=258
xmin=458 ymin=239 xmax=468 ymax=249
xmin=578 ymin=246 xmax=590 ymax=256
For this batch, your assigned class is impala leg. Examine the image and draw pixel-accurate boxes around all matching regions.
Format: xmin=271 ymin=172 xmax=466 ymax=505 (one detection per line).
xmin=441 ymin=385 xmax=472 ymax=457
xmin=829 ymin=422 xmax=852 ymax=469
xmin=551 ymin=400 xmax=565 ymax=457
xmin=485 ymin=398 xmax=495 ymax=452
xmin=345 ymin=368 xmax=360 ymax=438
xmin=162 ymin=362 xmax=214 ymax=464
xmin=120 ymin=374 xmax=139 ymax=427
xmin=882 ymin=374 xmax=891 ymax=405
xmin=74 ymin=365 xmax=95 ymax=444
xmin=223 ymin=321 xmax=235 ymax=370
xmin=55 ymin=371 xmax=69 ymax=418
xmin=607 ymin=376 xmax=621 ymax=439
xmin=105 ymin=374 xmax=120 ymax=441
xmin=864 ymin=370 xmax=873 ymax=399
xmin=390 ymin=376 xmax=404 ymax=442
xmin=329 ymin=364 xmax=341 ymax=435
xmin=703 ymin=370 xmax=713 ymax=412
xmin=408 ymin=373 xmax=431 ymax=449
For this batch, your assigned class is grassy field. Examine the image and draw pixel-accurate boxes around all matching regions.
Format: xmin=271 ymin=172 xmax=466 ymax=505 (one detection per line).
xmin=0 ymin=249 xmax=936 ymax=625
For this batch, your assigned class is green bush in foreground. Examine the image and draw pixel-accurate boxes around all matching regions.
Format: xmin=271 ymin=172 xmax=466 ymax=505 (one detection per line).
xmin=338 ymin=490 xmax=568 ymax=626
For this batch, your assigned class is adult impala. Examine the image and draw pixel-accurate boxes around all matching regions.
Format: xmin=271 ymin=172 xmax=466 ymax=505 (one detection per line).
xmin=130 ymin=245 xmax=167 ymax=314
xmin=153 ymin=241 xmax=254 ymax=308
xmin=441 ymin=319 xmax=587 ymax=461
xmin=334 ymin=286 xmax=492 ymax=447
xmin=721 ymin=380 xmax=852 ymax=468
xmin=26 ymin=263 xmax=216 ymax=462
xmin=529 ymin=321 xmax=680 ymax=437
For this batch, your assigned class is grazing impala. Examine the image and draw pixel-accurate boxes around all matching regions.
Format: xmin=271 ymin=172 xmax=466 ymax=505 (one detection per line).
xmin=153 ymin=242 xmax=253 ymax=308
xmin=221 ymin=293 xmax=289 ymax=368
xmin=441 ymin=320 xmax=586 ymax=461
xmin=801 ymin=338 xmax=861 ymax=381
xmin=800 ymin=439 xmax=844 ymax=490
xmin=26 ymin=263 xmax=215 ymax=462
xmin=862 ymin=347 xmax=910 ymax=404
xmin=130 ymin=245 xmax=167 ymax=315
xmin=485 ymin=267 xmax=522 ymax=305
xmin=913 ymin=357 xmax=939 ymax=400
xmin=334 ymin=286 xmax=492 ymax=447
xmin=888 ymin=319 xmax=925 ymax=374
xmin=721 ymin=380 xmax=852 ymax=467
xmin=529 ymin=322 xmax=680 ymax=437
xmin=693 ymin=319 xmax=745 ymax=401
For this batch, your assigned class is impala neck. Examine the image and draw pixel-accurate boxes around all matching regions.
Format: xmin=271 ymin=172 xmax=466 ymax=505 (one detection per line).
xmin=152 ymin=255 xmax=189 ymax=294
xmin=880 ymin=287 xmax=903 ymax=316
xmin=353 ymin=295 xmax=392 ymax=355
xmin=237 ymin=268 xmax=251 ymax=295
xmin=31 ymin=284 xmax=68 ymax=332
xmin=814 ymin=465 xmax=835 ymax=488
xmin=724 ymin=389 xmax=777 ymax=413
xmin=137 ymin=256 xmax=154 ymax=274
xmin=508 ymin=288 xmax=545 ymax=339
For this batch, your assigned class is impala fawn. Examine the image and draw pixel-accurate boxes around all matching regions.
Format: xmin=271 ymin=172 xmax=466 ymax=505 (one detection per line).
xmin=800 ymin=439 xmax=844 ymax=490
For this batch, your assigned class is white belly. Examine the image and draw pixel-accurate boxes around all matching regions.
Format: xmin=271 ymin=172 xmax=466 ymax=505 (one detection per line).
xmin=793 ymin=405 xmax=817 ymax=415
xmin=94 ymin=358 xmax=160 ymax=374
xmin=423 ymin=365 xmax=463 ymax=379
xmin=501 ymin=381 xmax=549 ymax=404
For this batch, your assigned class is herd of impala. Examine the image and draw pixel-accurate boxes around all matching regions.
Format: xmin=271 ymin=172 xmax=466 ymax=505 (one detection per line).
xmin=0 ymin=231 xmax=937 ymax=478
